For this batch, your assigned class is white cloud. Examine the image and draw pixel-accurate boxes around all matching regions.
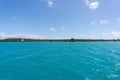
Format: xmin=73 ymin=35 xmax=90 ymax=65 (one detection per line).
xmin=90 ymin=20 xmax=109 ymax=25
xmin=0 ymin=32 xmax=6 ymax=39
xmin=89 ymin=2 xmax=99 ymax=9
xmin=85 ymin=0 xmax=100 ymax=9
xmin=0 ymin=32 xmax=44 ymax=39
xmin=101 ymin=33 xmax=109 ymax=36
xmin=61 ymin=27 xmax=65 ymax=30
xmin=50 ymin=27 xmax=56 ymax=31
xmin=44 ymin=0 xmax=55 ymax=7
xmin=111 ymin=30 xmax=120 ymax=37
xmin=101 ymin=31 xmax=120 ymax=38
xmin=100 ymin=20 xmax=109 ymax=24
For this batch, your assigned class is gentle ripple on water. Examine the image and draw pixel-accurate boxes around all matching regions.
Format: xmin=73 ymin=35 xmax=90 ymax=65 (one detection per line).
xmin=0 ymin=42 xmax=120 ymax=80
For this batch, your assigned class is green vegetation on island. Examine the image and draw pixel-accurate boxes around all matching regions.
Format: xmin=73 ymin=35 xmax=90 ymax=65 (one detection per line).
xmin=0 ymin=38 xmax=120 ymax=42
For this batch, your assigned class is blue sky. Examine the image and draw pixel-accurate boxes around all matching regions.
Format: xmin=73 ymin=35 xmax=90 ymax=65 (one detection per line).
xmin=0 ymin=0 xmax=120 ymax=39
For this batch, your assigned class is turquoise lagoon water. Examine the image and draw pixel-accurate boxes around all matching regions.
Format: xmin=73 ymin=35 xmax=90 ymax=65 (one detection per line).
xmin=0 ymin=42 xmax=120 ymax=80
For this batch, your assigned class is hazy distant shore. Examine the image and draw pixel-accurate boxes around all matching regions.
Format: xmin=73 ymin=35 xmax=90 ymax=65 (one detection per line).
xmin=0 ymin=38 xmax=120 ymax=42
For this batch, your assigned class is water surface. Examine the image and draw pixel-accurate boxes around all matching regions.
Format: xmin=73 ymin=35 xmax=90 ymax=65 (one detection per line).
xmin=0 ymin=42 xmax=120 ymax=80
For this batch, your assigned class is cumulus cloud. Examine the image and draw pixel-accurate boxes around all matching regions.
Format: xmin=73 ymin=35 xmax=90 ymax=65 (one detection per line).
xmin=100 ymin=20 xmax=109 ymax=24
xmin=44 ymin=0 xmax=55 ymax=7
xmin=85 ymin=0 xmax=100 ymax=9
xmin=0 ymin=32 xmax=44 ymax=39
xmin=50 ymin=27 xmax=56 ymax=31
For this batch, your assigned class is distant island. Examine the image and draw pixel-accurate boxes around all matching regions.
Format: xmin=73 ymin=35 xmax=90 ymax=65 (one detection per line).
xmin=0 ymin=38 xmax=120 ymax=42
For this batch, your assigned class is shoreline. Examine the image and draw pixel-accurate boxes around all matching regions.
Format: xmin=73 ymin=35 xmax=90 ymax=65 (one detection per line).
xmin=0 ymin=38 xmax=120 ymax=42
